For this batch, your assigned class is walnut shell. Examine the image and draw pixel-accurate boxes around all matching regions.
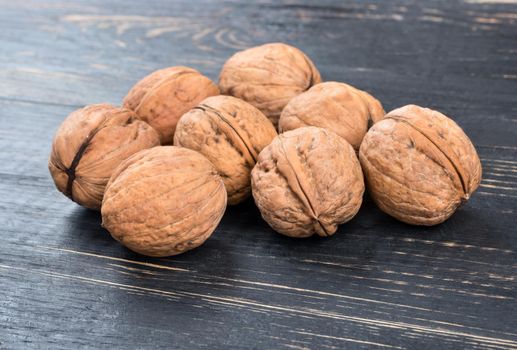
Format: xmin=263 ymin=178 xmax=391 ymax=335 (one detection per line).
xmin=279 ymin=81 xmax=385 ymax=151
xmin=174 ymin=96 xmax=277 ymax=205
xmin=48 ymin=104 xmax=160 ymax=210
xmin=123 ymin=66 xmax=220 ymax=144
xmin=359 ymin=105 xmax=482 ymax=226
xmin=219 ymin=43 xmax=321 ymax=127
xmin=251 ymin=127 xmax=364 ymax=238
xmin=101 ymin=146 xmax=227 ymax=257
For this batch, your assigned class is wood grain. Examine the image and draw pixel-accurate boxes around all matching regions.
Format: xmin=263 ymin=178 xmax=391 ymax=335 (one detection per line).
xmin=0 ymin=0 xmax=516 ymax=349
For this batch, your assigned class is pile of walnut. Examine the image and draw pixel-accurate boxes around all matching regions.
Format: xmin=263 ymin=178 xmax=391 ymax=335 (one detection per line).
xmin=49 ymin=42 xmax=482 ymax=257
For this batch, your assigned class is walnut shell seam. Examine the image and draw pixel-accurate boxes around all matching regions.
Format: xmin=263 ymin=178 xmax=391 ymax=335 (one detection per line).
xmin=50 ymin=115 xmax=112 ymax=201
xmin=276 ymin=134 xmax=334 ymax=236
xmin=385 ymin=115 xmax=469 ymax=198
xmin=194 ymin=103 xmax=258 ymax=164
xmin=133 ymin=70 xmax=194 ymax=113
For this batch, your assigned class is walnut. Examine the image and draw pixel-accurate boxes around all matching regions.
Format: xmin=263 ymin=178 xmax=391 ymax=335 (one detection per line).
xmin=218 ymin=43 xmax=321 ymax=127
xmin=359 ymin=105 xmax=482 ymax=226
xmin=174 ymin=95 xmax=277 ymax=205
xmin=48 ymin=104 xmax=160 ymax=210
xmin=101 ymin=146 xmax=227 ymax=257
xmin=123 ymin=66 xmax=219 ymax=144
xmin=279 ymin=82 xmax=385 ymax=151
xmin=251 ymin=127 xmax=364 ymax=238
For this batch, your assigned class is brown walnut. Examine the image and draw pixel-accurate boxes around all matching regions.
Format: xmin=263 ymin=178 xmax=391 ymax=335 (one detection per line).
xmin=48 ymin=104 xmax=160 ymax=210
xmin=101 ymin=146 xmax=227 ymax=257
xmin=174 ymin=95 xmax=277 ymax=205
xmin=359 ymin=104 xmax=482 ymax=226
xmin=218 ymin=42 xmax=321 ymax=127
xmin=123 ymin=66 xmax=219 ymax=144
xmin=279 ymin=81 xmax=385 ymax=151
xmin=251 ymin=127 xmax=364 ymax=238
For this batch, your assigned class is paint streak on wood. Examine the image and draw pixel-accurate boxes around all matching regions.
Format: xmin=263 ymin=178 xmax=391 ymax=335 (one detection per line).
xmin=2 ymin=263 xmax=517 ymax=349
xmin=36 ymin=246 xmax=190 ymax=272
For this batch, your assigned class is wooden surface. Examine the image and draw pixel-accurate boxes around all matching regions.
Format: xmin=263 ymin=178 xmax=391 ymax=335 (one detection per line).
xmin=1 ymin=0 xmax=516 ymax=349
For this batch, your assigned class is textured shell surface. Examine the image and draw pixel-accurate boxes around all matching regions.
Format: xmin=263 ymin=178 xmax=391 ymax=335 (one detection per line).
xmin=279 ymin=81 xmax=385 ymax=150
xmin=219 ymin=43 xmax=321 ymax=126
xmin=123 ymin=66 xmax=219 ymax=144
xmin=359 ymin=104 xmax=482 ymax=226
xmin=251 ymin=126 xmax=364 ymax=238
xmin=101 ymin=146 xmax=227 ymax=257
xmin=174 ymin=95 xmax=277 ymax=205
xmin=48 ymin=104 xmax=160 ymax=210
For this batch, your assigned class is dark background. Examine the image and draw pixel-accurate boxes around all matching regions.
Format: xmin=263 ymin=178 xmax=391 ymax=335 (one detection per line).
xmin=1 ymin=0 xmax=516 ymax=349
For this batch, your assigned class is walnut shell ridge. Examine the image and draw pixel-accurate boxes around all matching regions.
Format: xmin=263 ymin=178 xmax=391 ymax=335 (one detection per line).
xmin=101 ymin=146 xmax=227 ymax=257
xmin=174 ymin=96 xmax=277 ymax=205
xmin=359 ymin=104 xmax=482 ymax=226
xmin=279 ymin=81 xmax=385 ymax=151
xmin=251 ymin=127 xmax=364 ymax=238
xmin=219 ymin=43 xmax=322 ymax=127
xmin=48 ymin=104 xmax=160 ymax=210
xmin=123 ymin=66 xmax=220 ymax=144
xmin=174 ymin=95 xmax=277 ymax=205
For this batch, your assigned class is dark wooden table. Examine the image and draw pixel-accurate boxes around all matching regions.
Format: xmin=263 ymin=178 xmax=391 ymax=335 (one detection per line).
xmin=1 ymin=0 xmax=516 ymax=349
